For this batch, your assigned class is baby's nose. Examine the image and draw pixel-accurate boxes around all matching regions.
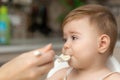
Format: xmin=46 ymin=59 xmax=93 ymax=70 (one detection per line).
xmin=62 ymin=47 xmax=71 ymax=56
xmin=63 ymin=41 xmax=71 ymax=50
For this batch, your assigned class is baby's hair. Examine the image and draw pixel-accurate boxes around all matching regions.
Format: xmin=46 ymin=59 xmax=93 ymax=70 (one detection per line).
xmin=62 ymin=4 xmax=118 ymax=54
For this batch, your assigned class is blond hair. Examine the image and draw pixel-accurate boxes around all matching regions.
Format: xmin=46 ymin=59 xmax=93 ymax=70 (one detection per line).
xmin=62 ymin=4 xmax=118 ymax=54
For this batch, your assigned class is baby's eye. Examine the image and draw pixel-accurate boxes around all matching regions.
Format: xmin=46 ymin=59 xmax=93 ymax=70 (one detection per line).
xmin=71 ymin=36 xmax=78 ymax=40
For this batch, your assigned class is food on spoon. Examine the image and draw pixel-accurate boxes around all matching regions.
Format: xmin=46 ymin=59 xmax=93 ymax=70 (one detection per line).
xmin=57 ymin=54 xmax=71 ymax=62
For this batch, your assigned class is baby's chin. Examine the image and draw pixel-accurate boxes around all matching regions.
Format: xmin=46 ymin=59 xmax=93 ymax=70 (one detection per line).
xmin=68 ymin=59 xmax=74 ymax=67
xmin=68 ymin=59 xmax=80 ymax=69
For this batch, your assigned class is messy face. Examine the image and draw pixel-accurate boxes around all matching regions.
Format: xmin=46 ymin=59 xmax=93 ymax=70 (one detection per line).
xmin=62 ymin=17 xmax=99 ymax=69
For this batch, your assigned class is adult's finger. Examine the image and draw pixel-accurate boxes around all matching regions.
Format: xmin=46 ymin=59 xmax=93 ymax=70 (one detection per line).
xmin=37 ymin=61 xmax=54 ymax=76
xmin=36 ymin=50 xmax=55 ymax=66
xmin=39 ymin=44 xmax=53 ymax=53
xmin=27 ymin=43 xmax=53 ymax=56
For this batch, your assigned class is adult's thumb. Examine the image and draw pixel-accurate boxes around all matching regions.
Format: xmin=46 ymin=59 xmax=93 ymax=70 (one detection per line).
xmin=42 ymin=43 xmax=52 ymax=52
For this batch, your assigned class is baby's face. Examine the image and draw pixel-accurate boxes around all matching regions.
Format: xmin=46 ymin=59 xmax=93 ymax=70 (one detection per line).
xmin=62 ymin=17 xmax=100 ymax=69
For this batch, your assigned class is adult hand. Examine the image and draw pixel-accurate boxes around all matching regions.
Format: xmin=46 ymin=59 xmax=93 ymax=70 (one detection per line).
xmin=0 ymin=44 xmax=55 ymax=80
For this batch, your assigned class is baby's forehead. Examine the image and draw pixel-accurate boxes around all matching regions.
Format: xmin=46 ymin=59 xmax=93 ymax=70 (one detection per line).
xmin=64 ymin=25 xmax=99 ymax=35
xmin=63 ymin=17 xmax=98 ymax=30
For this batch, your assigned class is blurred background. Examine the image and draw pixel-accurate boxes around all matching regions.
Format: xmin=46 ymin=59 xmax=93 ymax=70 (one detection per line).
xmin=0 ymin=0 xmax=120 ymax=78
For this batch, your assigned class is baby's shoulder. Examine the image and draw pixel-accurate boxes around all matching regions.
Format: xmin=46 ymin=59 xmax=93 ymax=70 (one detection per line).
xmin=105 ymin=72 xmax=120 ymax=80
xmin=46 ymin=67 xmax=70 ymax=80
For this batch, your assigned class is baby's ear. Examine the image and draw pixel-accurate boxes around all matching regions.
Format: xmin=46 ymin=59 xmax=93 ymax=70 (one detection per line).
xmin=97 ymin=34 xmax=110 ymax=54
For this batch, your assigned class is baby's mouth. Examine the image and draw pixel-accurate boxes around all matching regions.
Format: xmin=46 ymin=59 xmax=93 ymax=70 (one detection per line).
xmin=55 ymin=54 xmax=71 ymax=62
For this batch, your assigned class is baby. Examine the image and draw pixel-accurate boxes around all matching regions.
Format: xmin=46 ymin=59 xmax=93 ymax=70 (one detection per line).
xmin=47 ymin=4 xmax=120 ymax=80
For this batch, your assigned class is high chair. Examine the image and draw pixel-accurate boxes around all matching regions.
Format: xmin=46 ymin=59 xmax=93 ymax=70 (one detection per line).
xmin=47 ymin=56 xmax=120 ymax=78
xmin=106 ymin=56 xmax=120 ymax=72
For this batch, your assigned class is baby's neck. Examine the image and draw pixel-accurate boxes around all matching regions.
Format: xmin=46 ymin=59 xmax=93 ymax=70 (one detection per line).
xmin=71 ymin=66 xmax=111 ymax=80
